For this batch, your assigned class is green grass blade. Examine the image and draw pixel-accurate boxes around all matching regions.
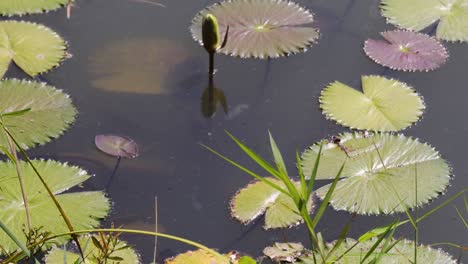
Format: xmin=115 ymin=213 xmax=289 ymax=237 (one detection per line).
xmin=1 ymin=108 xmax=31 ymax=117
xmin=307 ymin=143 xmax=323 ymax=199
xmin=360 ymin=220 xmax=397 ymax=263
xmin=296 ymin=150 xmax=308 ymax=200
xmin=268 ymin=132 xmax=288 ymax=176
xmin=325 ymin=221 xmax=351 ymax=260
xmin=0 ymin=219 xmax=40 ymax=264
xmin=454 ymin=206 xmax=468 ymax=229
xmin=416 ymin=188 xmax=466 ymax=223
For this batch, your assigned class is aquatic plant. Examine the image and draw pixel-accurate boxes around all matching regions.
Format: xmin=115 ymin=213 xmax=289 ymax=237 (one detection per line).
xmin=191 ymin=0 xmax=319 ymax=58
xmin=263 ymin=242 xmax=305 ymax=262
xmin=165 ymin=249 xmax=231 ymax=264
xmin=230 ymin=178 xmax=314 ymax=229
xmin=0 ymin=21 xmax=67 ymax=78
xmin=0 ymin=160 xmax=110 ymax=253
xmin=364 ymin=30 xmax=449 ymax=72
xmin=320 ymin=75 xmax=425 ymax=132
xmin=95 ymin=135 xmax=139 ymax=159
xmin=0 ymin=79 xmax=76 ymax=150
xmin=0 ymin=0 xmax=72 ymax=16
xmin=301 ymin=132 xmax=451 ymax=215
xmin=381 ymin=0 xmax=468 ymax=42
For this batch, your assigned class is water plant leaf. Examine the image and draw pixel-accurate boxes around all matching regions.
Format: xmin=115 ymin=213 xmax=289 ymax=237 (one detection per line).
xmin=320 ymin=75 xmax=425 ymax=132
xmin=301 ymin=133 xmax=451 ymax=215
xmin=297 ymin=238 xmax=457 ymax=263
xmin=0 ymin=21 xmax=67 ymax=78
xmin=190 ymin=0 xmax=319 ymax=58
xmin=0 ymin=0 xmax=72 ymax=16
xmin=165 ymin=249 xmax=229 ymax=264
xmin=364 ymin=30 xmax=449 ymax=72
xmin=230 ymin=178 xmax=314 ymax=229
xmin=263 ymin=242 xmax=305 ymax=262
xmin=45 ymin=235 xmax=140 ymax=264
xmin=0 ymin=160 xmax=110 ymax=253
xmin=0 ymin=79 xmax=77 ymax=150
xmin=381 ymin=0 xmax=468 ymax=42
xmin=95 ymin=135 xmax=139 ymax=159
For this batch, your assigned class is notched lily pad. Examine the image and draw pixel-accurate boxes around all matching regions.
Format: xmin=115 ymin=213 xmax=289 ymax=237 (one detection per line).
xmin=0 ymin=0 xmax=72 ymax=16
xmin=95 ymin=134 xmax=139 ymax=159
xmin=0 ymin=160 xmax=110 ymax=253
xmin=230 ymin=178 xmax=314 ymax=229
xmin=263 ymin=242 xmax=305 ymax=262
xmin=320 ymin=75 xmax=425 ymax=132
xmin=0 ymin=21 xmax=67 ymax=77
xmin=301 ymin=132 xmax=451 ymax=215
xmin=190 ymin=0 xmax=320 ymax=58
xmin=364 ymin=30 xmax=449 ymax=72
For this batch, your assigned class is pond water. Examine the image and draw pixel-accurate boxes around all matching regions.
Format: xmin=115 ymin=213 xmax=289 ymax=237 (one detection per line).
xmin=6 ymin=0 xmax=468 ymax=262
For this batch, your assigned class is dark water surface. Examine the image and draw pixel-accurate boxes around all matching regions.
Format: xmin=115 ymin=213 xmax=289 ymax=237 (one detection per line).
xmin=4 ymin=0 xmax=468 ymax=262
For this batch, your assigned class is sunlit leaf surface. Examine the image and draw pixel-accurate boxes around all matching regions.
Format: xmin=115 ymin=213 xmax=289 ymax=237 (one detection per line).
xmin=191 ymin=0 xmax=319 ymax=58
xmin=301 ymin=133 xmax=451 ymax=215
xmin=0 ymin=160 xmax=110 ymax=253
xmin=364 ymin=30 xmax=449 ymax=71
xmin=165 ymin=249 xmax=229 ymax=264
xmin=0 ymin=0 xmax=72 ymax=16
xmin=320 ymin=75 xmax=425 ymax=132
xmin=263 ymin=242 xmax=305 ymax=262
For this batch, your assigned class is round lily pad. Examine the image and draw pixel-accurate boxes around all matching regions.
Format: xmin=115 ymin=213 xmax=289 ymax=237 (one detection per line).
xmin=301 ymin=133 xmax=451 ymax=215
xmin=190 ymin=0 xmax=320 ymax=58
xmin=0 ymin=0 xmax=72 ymax=16
xmin=165 ymin=249 xmax=229 ymax=264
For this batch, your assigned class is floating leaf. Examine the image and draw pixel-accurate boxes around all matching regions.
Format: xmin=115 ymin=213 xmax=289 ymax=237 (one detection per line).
xmin=0 ymin=79 xmax=77 ymax=150
xmin=0 ymin=160 xmax=110 ymax=253
xmin=45 ymin=235 xmax=140 ymax=264
xmin=364 ymin=30 xmax=449 ymax=72
xmin=0 ymin=21 xmax=67 ymax=78
xmin=190 ymin=0 xmax=319 ymax=58
xmin=263 ymin=242 xmax=305 ymax=262
xmin=0 ymin=0 xmax=72 ymax=16
xmin=301 ymin=133 xmax=451 ymax=215
xmin=230 ymin=178 xmax=314 ymax=229
xmin=381 ymin=0 xmax=468 ymax=42
xmin=320 ymin=75 xmax=425 ymax=132
xmin=297 ymin=238 xmax=457 ymax=263
xmin=165 ymin=249 xmax=229 ymax=264
xmin=95 ymin=135 xmax=139 ymax=159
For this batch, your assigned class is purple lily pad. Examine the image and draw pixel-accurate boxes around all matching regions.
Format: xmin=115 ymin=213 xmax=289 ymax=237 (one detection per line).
xmin=364 ymin=30 xmax=449 ymax=72
xmin=95 ymin=135 xmax=139 ymax=159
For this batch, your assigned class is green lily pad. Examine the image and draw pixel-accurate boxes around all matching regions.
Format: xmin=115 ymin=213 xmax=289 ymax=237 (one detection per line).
xmin=45 ymin=235 xmax=140 ymax=264
xmin=298 ymin=238 xmax=457 ymax=263
xmin=0 ymin=79 xmax=77 ymax=150
xmin=0 ymin=21 xmax=67 ymax=78
xmin=301 ymin=133 xmax=451 ymax=215
xmin=0 ymin=0 xmax=72 ymax=16
xmin=165 ymin=249 xmax=229 ymax=264
xmin=263 ymin=242 xmax=305 ymax=262
xmin=230 ymin=178 xmax=314 ymax=229
xmin=381 ymin=0 xmax=468 ymax=42
xmin=0 ymin=160 xmax=110 ymax=253
xmin=320 ymin=75 xmax=425 ymax=132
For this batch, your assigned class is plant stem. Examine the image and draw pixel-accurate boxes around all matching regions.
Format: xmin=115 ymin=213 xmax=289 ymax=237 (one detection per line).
xmin=153 ymin=196 xmax=158 ymax=263
xmin=209 ymin=52 xmax=215 ymax=79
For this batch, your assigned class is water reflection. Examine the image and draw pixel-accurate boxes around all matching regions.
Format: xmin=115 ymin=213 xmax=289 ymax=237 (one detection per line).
xmin=201 ymin=76 xmax=227 ymax=118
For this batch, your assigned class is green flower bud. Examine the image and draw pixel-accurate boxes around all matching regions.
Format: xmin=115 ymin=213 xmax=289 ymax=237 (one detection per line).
xmin=202 ymin=14 xmax=221 ymax=54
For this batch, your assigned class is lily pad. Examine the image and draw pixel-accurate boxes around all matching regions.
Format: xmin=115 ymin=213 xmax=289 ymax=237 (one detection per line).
xmin=230 ymin=178 xmax=314 ymax=229
xmin=298 ymin=238 xmax=457 ymax=263
xmin=190 ymin=0 xmax=319 ymax=58
xmin=45 ymin=235 xmax=140 ymax=264
xmin=0 ymin=159 xmax=110 ymax=253
xmin=301 ymin=133 xmax=451 ymax=215
xmin=263 ymin=242 xmax=305 ymax=262
xmin=381 ymin=0 xmax=468 ymax=42
xmin=165 ymin=249 xmax=229 ymax=264
xmin=0 ymin=21 xmax=67 ymax=78
xmin=0 ymin=79 xmax=77 ymax=150
xmin=0 ymin=0 xmax=72 ymax=16
xmin=320 ymin=75 xmax=425 ymax=132
xmin=364 ymin=30 xmax=449 ymax=72
xmin=95 ymin=135 xmax=139 ymax=159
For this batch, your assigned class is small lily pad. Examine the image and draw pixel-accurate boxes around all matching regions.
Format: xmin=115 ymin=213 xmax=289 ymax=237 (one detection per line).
xmin=165 ymin=249 xmax=229 ymax=264
xmin=230 ymin=178 xmax=314 ymax=229
xmin=95 ymin=135 xmax=139 ymax=159
xmin=0 ymin=0 xmax=72 ymax=16
xmin=364 ymin=30 xmax=449 ymax=72
xmin=0 ymin=21 xmax=67 ymax=78
xmin=190 ymin=0 xmax=319 ymax=58
xmin=263 ymin=242 xmax=305 ymax=262
xmin=320 ymin=75 xmax=425 ymax=132
xmin=301 ymin=132 xmax=451 ymax=215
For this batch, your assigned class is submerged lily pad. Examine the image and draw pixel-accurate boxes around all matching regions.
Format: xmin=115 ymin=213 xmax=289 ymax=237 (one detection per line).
xmin=381 ymin=0 xmax=468 ymax=42
xmin=0 ymin=160 xmax=110 ymax=253
xmin=165 ymin=249 xmax=229 ymax=264
xmin=320 ymin=75 xmax=425 ymax=132
xmin=364 ymin=30 xmax=449 ymax=72
xmin=0 ymin=79 xmax=77 ymax=150
xmin=0 ymin=0 xmax=72 ymax=16
xmin=45 ymin=235 xmax=140 ymax=264
xmin=297 ymin=238 xmax=457 ymax=263
xmin=0 ymin=21 xmax=67 ymax=78
xmin=301 ymin=133 xmax=451 ymax=215
xmin=95 ymin=135 xmax=139 ymax=159
xmin=230 ymin=178 xmax=314 ymax=229
xmin=190 ymin=0 xmax=319 ymax=58
xmin=263 ymin=242 xmax=305 ymax=262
